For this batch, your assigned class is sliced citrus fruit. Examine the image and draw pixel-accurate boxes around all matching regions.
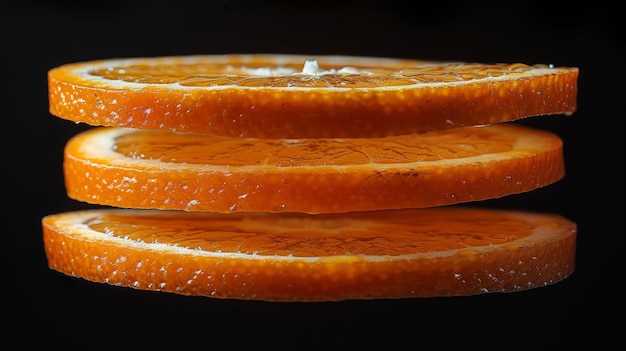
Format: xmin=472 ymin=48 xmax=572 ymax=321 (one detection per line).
xmin=48 ymin=54 xmax=578 ymax=138
xmin=42 ymin=207 xmax=576 ymax=302
xmin=63 ymin=123 xmax=565 ymax=214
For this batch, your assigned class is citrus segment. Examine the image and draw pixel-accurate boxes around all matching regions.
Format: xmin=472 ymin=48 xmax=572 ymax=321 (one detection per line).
xmin=48 ymin=54 xmax=578 ymax=138
xmin=63 ymin=123 xmax=565 ymax=214
xmin=42 ymin=207 xmax=576 ymax=302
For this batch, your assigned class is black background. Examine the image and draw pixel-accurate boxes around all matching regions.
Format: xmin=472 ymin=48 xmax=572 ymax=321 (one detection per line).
xmin=3 ymin=1 xmax=620 ymax=349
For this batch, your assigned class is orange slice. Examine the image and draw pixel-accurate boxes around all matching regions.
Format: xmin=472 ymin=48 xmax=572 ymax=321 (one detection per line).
xmin=48 ymin=54 xmax=578 ymax=138
xmin=63 ymin=123 xmax=565 ymax=214
xmin=42 ymin=207 xmax=576 ymax=302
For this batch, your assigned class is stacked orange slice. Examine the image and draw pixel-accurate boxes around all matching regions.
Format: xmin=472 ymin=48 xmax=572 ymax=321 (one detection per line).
xmin=43 ymin=54 xmax=578 ymax=302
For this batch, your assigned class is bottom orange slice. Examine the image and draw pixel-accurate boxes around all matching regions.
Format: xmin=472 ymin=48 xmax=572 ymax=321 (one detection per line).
xmin=42 ymin=207 xmax=576 ymax=302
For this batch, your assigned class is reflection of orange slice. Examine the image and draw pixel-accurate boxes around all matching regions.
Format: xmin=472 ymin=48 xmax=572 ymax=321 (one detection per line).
xmin=42 ymin=207 xmax=576 ymax=302
xmin=48 ymin=54 xmax=578 ymax=138
xmin=63 ymin=123 xmax=565 ymax=214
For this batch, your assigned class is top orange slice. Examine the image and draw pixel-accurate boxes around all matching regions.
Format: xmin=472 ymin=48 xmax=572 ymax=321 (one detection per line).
xmin=48 ymin=54 xmax=578 ymax=138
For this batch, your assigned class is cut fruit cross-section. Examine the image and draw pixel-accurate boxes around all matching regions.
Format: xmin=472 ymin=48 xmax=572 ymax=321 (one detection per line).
xmin=48 ymin=54 xmax=578 ymax=138
xmin=42 ymin=207 xmax=576 ymax=302
xmin=44 ymin=54 xmax=579 ymax=302
xmin=63 ymin=123 xmax=565 ymax=214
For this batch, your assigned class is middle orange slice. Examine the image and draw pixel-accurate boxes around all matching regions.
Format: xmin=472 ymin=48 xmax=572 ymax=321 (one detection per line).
xmin=64 ymin=123 xmax=564 ymax=214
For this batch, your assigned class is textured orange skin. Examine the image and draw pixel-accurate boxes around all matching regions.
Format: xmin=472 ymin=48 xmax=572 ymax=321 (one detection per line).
xmin=44 ymin=55 xmax=579 ymax=302
xmin=47 ymin=56 xmax=578 ymax=139
xmin=63 ymin=124 xmax=565 ymax=214
xmin=42 ymin=208 xmax=576 ymax=302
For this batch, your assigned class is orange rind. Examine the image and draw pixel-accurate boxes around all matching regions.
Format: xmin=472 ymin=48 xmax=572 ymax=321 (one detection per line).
xmin=63 ymin=123 xmax=565 ymax=214
xmin=42 ymin=207 xmax=577 ymax=302
xmin=44 ymin=54 xmax=579 ymax=300
xmin=48 ymin=54 xmax=578 ymax=138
